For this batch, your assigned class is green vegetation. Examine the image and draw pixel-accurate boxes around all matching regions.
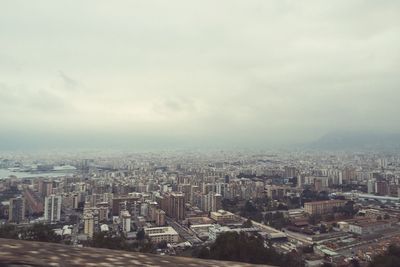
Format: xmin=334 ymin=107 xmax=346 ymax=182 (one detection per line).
xmin=136 ymin=228 xmax=145 ymax=241
xmin=333 ymin=201 xmax=358 ymax=217
xmin=224 ymin=197 xmax=290 ymax=229
xmin=87 ymin=231 xmax=155 ymax=253
xmin=370 ymin=244 xmax=400 ymax=267
xmin=89 ymin=232 xmax=129 ymax=250
xmin=0 ymin=223 xmax=61 ymax=243
xmin=264 ymin=211 xmax=289 ymax=229
xmin=240 ymin=200 xmax=263 ymax=222
xmin=0 ymin=224 xmax=20 ymax=239
xmin=241 ymin=218 xmax=253 ymax=228
xmin=301 ymin=189 xmax=329 ymax=204
xmin=0 ymin=223 xmax=154 ymax=253
xmin=308 ymin=214 xmax=322 ymax=225
xmin=195 ymin=231 xmax=303 ymax=267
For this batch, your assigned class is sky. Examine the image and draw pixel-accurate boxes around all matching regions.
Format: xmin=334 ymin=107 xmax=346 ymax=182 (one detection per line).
xmin=1 ymin=0 xmax=400 ymax=150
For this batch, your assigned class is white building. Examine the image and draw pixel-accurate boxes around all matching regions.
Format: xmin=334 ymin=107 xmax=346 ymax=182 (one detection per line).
xmin=121 ymin=210 xmax=131 ymax=233
xmin=367 ymin=179 xmax=376 ymax=194
xmin=348 ymin=220 xmax=392 ymax=235
xmin=100 ymin=224 xmax=109 ymax=232
xmin=84 ymin=211 xmax=94 ymax=238
xmin=209 ymin=224 xmax=259 ymax=241
xmin=144 ymin=226 xmax=179 ymax=243
xmin=44 ymin=194 xmax=62 ymax=222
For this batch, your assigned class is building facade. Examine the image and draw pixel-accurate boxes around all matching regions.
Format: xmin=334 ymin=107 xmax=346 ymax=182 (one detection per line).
xmin=304 ymin=200 xmax=346 ymax=215
xmin=44 ymin=194 xmax=62 ymax=222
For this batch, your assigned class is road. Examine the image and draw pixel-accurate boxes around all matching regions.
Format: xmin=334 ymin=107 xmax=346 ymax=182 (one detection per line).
xmin=166 ymin=217 xmax=202 ymax=245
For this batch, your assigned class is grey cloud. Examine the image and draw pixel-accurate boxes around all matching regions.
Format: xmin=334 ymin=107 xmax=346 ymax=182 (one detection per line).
xmin=0 ymin=81 xmax=70 ymax=114
xmin=58 ymin=71 xmax=79 ymax=90
xmin=0 ymin=0 xmax=400 ymax=149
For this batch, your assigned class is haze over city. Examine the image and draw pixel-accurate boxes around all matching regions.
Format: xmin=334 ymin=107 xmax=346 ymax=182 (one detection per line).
xmin=3 ymin=1 xmax=400 ymax=267
xmin=1 ymin=0 xmax=400 ymax=150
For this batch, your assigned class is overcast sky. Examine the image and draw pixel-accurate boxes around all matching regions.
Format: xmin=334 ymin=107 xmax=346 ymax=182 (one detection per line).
xmin=1 ymin=0 xmax=400 ymax=150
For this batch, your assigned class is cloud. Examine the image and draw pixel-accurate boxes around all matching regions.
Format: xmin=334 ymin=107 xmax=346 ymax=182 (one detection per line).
xmin=0 ymin=0 xmax=400 ymax=149
xmin=58 ymin=71 xmax=79 ymax=90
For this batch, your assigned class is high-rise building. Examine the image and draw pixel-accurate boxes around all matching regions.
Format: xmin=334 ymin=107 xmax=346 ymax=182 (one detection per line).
xmin=178 ymin=184 xmax=191 ymax=203
xmin=342 ymin=167 xmax=356 ymax=183
xmin=38 ymin=180 xmax=53 ymax=198
xmin=8 ymin=197 xmax=25 ymax=223
xmin=216 ymin=183 xmax=227 ymax=197
xmin=212 ymin=193 xmax=222 ymax=212
xmin=84 ymin=211 xmax=94 ymax=238
xmin=112 ymin=195 xmax=140 ymax=216
xmin=367 ymin=179 xmax=376 ymax=194
xmin=375 ymin=180 xmax=389 ymax=196
xmin=96 ymin=203 xmax=110 ymax=222
xmin=155 ymin=209 xmax=165 ymax=226
xmin=44 ymin=194 xmax=62 ymax=222
xmin=120 ymin=210 xmax=131 ymax=233
xmin=164 ymin=192 xmax=185 ymax=221
xmin=297 ymin=174 xmax=303 ymax=188
xmin=284 ymin=166 xmax=297 ymax=178
xmin=224 ymin=175 xmax=230 ymax=184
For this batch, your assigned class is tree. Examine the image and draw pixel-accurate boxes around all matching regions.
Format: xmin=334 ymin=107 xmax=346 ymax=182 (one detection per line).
xmin=0 ymin=224 xmax=19 ymax=239
xmin=370 ymin=244 xmax=400 ymax=267
xmin=264 ymin=211 xmax=289 ymax=230
xmin=308 ymin=214 xmax=322 ymax=225
xmin=302 ymin=245 xmax=314 ymax=254
xmin=316 ymin=191 xmax=329 ymax=201
xmin=320 ymin=224 xmax=328 ymax=234
xmin=240 ymin=200 xmax=263 ymax=222
xmin=349 ymin=258 xmax=360 ymax=267
xmin=136 ymin=228 xmax=145 ymax=241
xmin=91 ymin=232 xmax=126 ymax=250
xmin=277 ymin=203 xmax=288 ymax=210
xmin=324 ymin=213 xmax=335 ymax=222
xmin=69 ymin=214 xmax=79 ymax=224
xmin=197 ymin=232 xmax=290 ymax=266
xmin=21 ymin=223 xmax=61 ymax=243
xmin=0 ymin=223 xmax=60 ymax=243
xmin=139 ymin=240 xmax=154 ymax=253
xmin=242 ymin=218 xmax=253 ymax=228
xmin=156 ymin=240 xmax=168 ymax=249
xmin=197 ymin=247 xmax=210 ymax=259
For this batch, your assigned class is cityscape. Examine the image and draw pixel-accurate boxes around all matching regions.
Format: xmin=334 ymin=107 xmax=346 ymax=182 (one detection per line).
xmin=1 ymin=150 xmax=400 ymax=266
xmin=1 ymin=1 xmax=400 ymax=266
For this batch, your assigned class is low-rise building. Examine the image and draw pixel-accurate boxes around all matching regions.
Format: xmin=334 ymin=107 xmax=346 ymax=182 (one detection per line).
xmin=304 ymin=200 xmax=346 ymax=215
xmin=209 ymin=224 xmax=259 ymax=241
xmin=144 ymin=226 xmax=179 ymax=243
xmin=348 ymin=220 xmax=392 ymax=235
xmin=210 ymin=210 xmax=236 ymax=224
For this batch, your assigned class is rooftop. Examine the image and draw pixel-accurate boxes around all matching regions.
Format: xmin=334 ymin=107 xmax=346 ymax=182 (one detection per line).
xmin=145 ymin=226 xmax=178 ymax=236
xmin=304 ymin=200 xmax=346 ymax=205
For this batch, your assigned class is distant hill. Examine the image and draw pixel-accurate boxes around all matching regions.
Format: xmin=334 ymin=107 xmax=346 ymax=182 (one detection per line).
xmin=309 ymin=132 xmax=400 ymax=151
